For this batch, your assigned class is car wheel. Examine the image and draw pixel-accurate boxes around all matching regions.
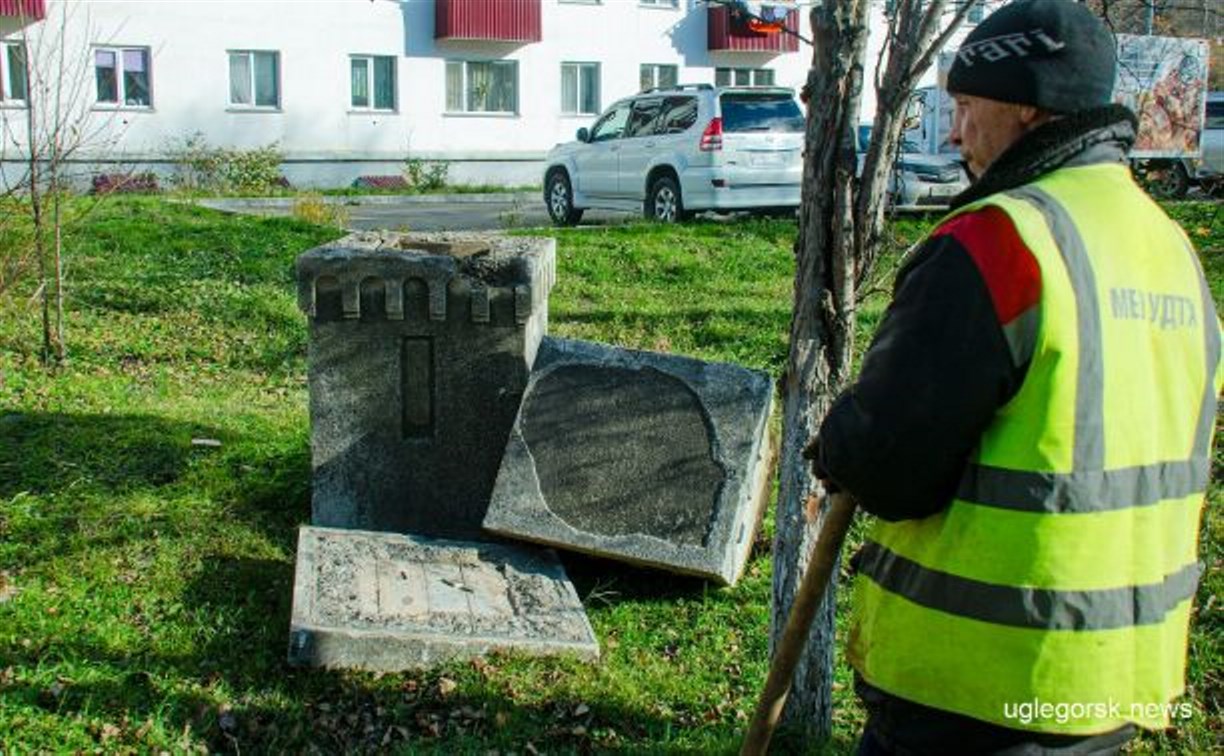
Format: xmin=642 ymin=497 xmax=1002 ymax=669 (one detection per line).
xmin=545 ymin=171 xmax=583 ymax=226
xmin=1140 ymin=160 xmax=1190 ymax=199
xmin=646 ymin=175 xmax=688 ymax=223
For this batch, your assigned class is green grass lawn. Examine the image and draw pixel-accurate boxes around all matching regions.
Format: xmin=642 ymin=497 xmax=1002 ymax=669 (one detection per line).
xmin=0 ymin=198 xmax=1219 ymax=753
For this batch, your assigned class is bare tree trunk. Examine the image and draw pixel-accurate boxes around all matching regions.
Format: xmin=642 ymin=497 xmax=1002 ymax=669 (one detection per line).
xmin=50 ymin=11 xmax=68 ymax=365
xmin=22 ymin=44 xmax=51 ymax=366
xmin=769 ymin=0 xmax=973 ymax=746
xmin=770 ymin=0 xmax=868 ymax=742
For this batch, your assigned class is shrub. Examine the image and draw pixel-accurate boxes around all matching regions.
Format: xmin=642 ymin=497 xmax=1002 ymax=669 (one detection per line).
xmin=353 ymin=175 xmax=409 ymax=190
xmin=164 ymin=132 xmax=286 ymax=195
xmin=292 ymin=193 xmax=349 ymax=229
xmin=403 ymin=157 xmax=449 ymax=192
xmin=90 ymin=172 xmax=160 ymax=195
xmin=220 ymin=144 xmax=285 ymax=195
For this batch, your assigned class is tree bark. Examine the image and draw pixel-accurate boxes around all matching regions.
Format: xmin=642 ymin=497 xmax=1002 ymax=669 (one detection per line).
xmin=770 ymin=0 xmax=973 ymax=746
xmin=770 ymin=0 xmax=868 ymax=742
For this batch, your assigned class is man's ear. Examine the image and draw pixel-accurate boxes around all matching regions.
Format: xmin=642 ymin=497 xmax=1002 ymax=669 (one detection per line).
xmin=1018 ymin=105 xmax=1053 ymax=130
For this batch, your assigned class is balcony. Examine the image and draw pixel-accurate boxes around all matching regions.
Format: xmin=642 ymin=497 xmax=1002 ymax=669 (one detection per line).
xmin=708 ymin=3 xmax=799 ymax=54
xmin=435 ymin=0 xmax=541 ymax=44
xmin=0 ymin=0 xmax=45 ymax=20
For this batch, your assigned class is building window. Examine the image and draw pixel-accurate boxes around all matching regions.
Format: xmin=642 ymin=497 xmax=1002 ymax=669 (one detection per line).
xmin=94 ymin=46 xmax=151 ymax=107
xmin=228 ymin=50 xmax=280 ymax=108
xmin=1 ymin=41 xmax=28 ymax=104
xmin=640 ymin=0 xmax=678 ymax=7
xmin=715 ymin=67 xmax=775 ymax=86
xmin=561 ymin=62 xmax=599 ymax=115
xmin=640 ymin=63 xmax=678 ymax=91
xmin=445 ymin=60 xmax=518 ymax=114
xmin=351 ymin=55 xmax=396 ymax=110
xmin=967 ymin=1 xmax=985 ymax=23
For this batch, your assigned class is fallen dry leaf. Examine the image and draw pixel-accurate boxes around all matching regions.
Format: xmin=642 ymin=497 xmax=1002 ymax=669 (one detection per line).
xmin=0 ymin=572 xmax=17 ymax=604
xmin=437 ymin=677 xmax=457 ymax=697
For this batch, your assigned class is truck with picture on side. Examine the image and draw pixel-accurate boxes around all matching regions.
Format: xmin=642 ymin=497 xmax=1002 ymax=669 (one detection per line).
xmin=906 ymin=37 xmax=1217 ymax=198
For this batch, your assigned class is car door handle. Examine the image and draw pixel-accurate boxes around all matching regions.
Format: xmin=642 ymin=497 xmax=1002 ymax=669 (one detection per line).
xmin=645 ymin=141 xmax=656 ymax=148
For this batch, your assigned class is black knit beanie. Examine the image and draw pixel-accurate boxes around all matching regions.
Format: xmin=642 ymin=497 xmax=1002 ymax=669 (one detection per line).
xmin=945 ymin=0 xmax=1116 ymax=114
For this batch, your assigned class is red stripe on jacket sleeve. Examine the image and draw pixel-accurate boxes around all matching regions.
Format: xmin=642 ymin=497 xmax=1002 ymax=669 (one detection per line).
xmin=933 ymin=206 xmax=1041 ymax=325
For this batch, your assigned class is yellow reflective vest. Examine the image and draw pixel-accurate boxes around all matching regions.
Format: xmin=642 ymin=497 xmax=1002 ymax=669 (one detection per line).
xmin=848 ymin=162 xmax=1223 ymax=734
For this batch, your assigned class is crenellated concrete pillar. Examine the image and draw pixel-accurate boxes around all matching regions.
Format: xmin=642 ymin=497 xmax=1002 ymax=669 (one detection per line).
xmin=296 ymin=231 xmax=556 ymax=539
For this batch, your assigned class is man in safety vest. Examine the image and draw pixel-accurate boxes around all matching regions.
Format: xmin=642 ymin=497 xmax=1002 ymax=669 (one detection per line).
xmin=810 ymin=0 xmax=1222 ymax=753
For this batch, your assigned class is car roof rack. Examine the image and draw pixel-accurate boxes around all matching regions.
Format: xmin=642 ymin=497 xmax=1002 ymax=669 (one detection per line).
xmin=640 ymin=83 xmax=714 ymax=94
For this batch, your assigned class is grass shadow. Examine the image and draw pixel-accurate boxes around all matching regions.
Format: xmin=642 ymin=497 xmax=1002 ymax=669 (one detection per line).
xmin=0 ymin=411 xmax=225 ymax=500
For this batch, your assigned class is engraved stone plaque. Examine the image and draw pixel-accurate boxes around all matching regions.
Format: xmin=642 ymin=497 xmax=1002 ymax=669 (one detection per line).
xmin=288 ymin=526 xmax=599 ymax=671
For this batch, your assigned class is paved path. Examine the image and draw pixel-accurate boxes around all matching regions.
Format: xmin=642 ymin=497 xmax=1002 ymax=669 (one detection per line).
xmin=198 ymin=193 xmax=638 ymax=232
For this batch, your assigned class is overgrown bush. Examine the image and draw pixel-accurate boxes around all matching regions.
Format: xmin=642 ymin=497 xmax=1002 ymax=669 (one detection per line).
xmin=292 ymin=193 xmax=349 ymax=229
xmin=90 ymin=172 xmax=159 ymax=195
xmin=165 ymin=131 xmax=287 ymax=195
xmin=221 ymin=144 xmax=285 ymax=194
xmin=403 ymin=157 xmax=449 ymax=192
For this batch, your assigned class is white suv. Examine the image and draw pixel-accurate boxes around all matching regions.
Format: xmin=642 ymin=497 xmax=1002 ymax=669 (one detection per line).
xmin=543 ymin=84 xmax=805 ymax=225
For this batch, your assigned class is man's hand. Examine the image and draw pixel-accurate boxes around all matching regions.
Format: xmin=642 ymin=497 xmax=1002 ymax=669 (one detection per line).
xmin=802 ymin=437 xmax=841 ymax=493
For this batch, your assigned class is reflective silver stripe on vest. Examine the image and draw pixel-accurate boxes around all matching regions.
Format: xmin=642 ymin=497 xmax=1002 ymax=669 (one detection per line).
xmin=1001 ymin=307 xmax=1040 ymax=368
xmin=859 ymin=541 xmax=1201 ymax=630
xmin=957 ymin=457 xmax=1211 ymax=513
xmin=1183 ymin=239 xmax=1222 ymax=461
xmin=1007 ymin=187 xmax=1106 ymax=471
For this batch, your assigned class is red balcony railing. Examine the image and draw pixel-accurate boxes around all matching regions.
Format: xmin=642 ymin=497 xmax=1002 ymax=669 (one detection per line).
xmin=436 ymin=0 xmax=541 ymax=43
xmin=0 ymin=0 xmax=45 ymax=20
xmin=708 ymin=4 xmax=799 ymax=53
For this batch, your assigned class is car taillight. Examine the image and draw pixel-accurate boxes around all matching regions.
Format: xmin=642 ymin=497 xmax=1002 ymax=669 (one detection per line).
xmin=699 ymin=118 xmax=723 ymax=151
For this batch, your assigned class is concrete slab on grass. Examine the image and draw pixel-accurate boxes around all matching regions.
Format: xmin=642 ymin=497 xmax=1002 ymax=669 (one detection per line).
xmin=288 ymin=526 xmax=598 ymax=671
xmin=483 ymin=337 xmax=775 ymax=586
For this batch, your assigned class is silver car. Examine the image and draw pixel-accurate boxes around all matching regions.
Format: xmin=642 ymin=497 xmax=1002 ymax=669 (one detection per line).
xmin=857 ymin=125 xmax=969 ymax=210
xmin=543 ymin=84 xmax=805 ymax=225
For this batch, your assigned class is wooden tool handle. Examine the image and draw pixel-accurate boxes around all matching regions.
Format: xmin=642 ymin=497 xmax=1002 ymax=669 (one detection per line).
xmin=740 ymin=491 xmax=858 ymax=756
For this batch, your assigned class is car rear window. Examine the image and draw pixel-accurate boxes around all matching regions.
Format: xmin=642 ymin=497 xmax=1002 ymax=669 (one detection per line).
xmin=1207 ymin=101 xmax=1224 ymax=129
xmin=719 ymin=94 xmax=804 ymax=133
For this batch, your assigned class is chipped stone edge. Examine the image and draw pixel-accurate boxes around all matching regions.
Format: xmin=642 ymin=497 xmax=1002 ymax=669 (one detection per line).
xmin=483 ymin=337 xmax=777 ymax=586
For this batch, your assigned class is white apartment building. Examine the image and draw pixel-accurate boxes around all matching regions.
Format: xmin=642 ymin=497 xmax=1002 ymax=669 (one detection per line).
xmin=0 ymin=0 xmax=978 ymax=187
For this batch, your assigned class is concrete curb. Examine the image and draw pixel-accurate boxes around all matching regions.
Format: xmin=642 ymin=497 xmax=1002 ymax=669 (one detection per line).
xmin=197 ymin=192 xmax=540 ymax=211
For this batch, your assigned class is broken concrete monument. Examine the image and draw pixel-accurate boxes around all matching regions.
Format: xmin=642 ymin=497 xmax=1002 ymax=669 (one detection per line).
xmin=288 ymin=526 xmax=599 ymax=671
xmin=483 ymin=337 xmax=774 ymax=586
xmin=296 ymin=231 xmax=556 ymax=539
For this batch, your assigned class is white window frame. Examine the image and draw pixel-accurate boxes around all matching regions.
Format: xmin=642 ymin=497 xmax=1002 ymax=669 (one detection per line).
xmin=349 ymin=54 xmax=397 ymax=112
xmin=445 ymin=60 xmax=519 ymax=115
xmin=92 ymin=45 xmax=152 ymax=109
xmin=715 ymin=67 xmax=775 ymax=87
xmin=640 ymin=63 xmax=678 ymax=91
xmin=227 ymin=49 xmax=281 ymax=110
xmin=560 ymin=61 xmax=600 ymax=115
xmin=0 ymin=41 xmax=28 ymax=106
